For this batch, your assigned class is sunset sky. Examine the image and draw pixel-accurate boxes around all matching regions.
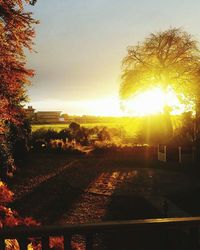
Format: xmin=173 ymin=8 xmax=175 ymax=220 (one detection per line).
xmin=27 ymin=0 xmax=200 ymax=116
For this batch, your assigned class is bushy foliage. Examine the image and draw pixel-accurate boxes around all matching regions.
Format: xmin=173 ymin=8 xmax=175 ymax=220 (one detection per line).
xmin=0 ymin=0 xmax=38 ymax=128
xmin=7 ymin=119 xmax=31 ymax=161
xmin=0 ymin=180 xmax=82 ymax=250
xmin=69 ymin=122 xmax=80 ymax=132
xmin=92 ymin=141 xmax=156 ymax=160
xmin=0 ymin=142 xmax=16 ymax=179
xmin=169 ymin=112 xmax=195 ymax=146
xmin=0 ymin=119 xmax=31 ymax=178
xmin=59 ymin=128 xmax=72 ymax=143
xmin=97 ymin=127 xmax=111 ymax=141
xmin=30 ymin=123 xmax=127 ymax=153
xmin=0 ymin=0 xmax=38 ymax=174
xmin=31 ymin=128 xmax=58 ymax=149
xmin=0 ymin=181 xmax=39 ymax=249
xmin=0 ymin=2 xmax=45 ymax=250
xmin=120 ymin=28 xmax=200 ymax=103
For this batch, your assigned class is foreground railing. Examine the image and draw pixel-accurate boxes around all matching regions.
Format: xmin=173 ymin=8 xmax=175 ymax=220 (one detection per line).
xmin=0 ymin=217 xmax=200 ymax=250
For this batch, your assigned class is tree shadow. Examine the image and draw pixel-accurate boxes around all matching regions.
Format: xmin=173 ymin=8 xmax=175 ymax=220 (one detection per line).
xmin=97 ymin=173 xmax=191 ymax=250
xmin=11 ymin=158 xmax=102 ymax=225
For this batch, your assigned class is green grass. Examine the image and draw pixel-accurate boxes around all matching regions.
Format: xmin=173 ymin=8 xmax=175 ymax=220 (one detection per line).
xmin=31 ymin=115 xmax=183 ymax=138
xmin=32 ymin=122 xmax=128 ymax=131
xmin=32 ymin=123 xmax=69 ymax=132
xmin=31 ymin=122 xmax=141 ymax=137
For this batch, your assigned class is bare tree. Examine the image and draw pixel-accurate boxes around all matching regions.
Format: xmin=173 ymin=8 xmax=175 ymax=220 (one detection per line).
xmin=120 ymin=28 xmax=200 ymax=101
xmin=120 ymin=28 xmax=200 ymax=143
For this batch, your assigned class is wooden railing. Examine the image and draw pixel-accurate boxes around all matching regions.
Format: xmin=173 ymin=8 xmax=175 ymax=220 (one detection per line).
xmin=0 ymin=217 xmax=199 ymax=250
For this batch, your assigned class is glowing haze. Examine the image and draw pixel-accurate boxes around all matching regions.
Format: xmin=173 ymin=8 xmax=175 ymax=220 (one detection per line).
xmin=121 ymin=88 xmax=189 ymax=116
xmin=27 ymin=0 xmax=200 ymax=116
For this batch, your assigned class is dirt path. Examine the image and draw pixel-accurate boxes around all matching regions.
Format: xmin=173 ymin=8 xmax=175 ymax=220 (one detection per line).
xmin=57 ymin=166 xmax=195 ymax=250
xmin=58 ymin=169 xmax=157 ymax=224
xmin=12 ymin=156 xmax=199 ymax=225
xmin=12 ymin=160 xmax=77 ymax=201
xmin=11 ymin=156 xmax=199 ymax=249
xmin=58 ymin=166 xmax=198 ymax=225
xmin=58 ymin=171 xmax=135 ymax=224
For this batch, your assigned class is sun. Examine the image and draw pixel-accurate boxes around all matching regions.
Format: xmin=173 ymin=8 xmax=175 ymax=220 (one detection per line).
xmin=121 ymin=87 xmax=187 ymax=116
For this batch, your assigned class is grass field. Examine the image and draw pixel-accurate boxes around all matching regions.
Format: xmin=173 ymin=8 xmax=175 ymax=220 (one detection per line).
xmin=31 ymin=121 xmax=142 ymax=137
xmin=32 ymin=123 xmax=123 ymax=131
xmin=32 ymin=115 xmax=182 ymax=138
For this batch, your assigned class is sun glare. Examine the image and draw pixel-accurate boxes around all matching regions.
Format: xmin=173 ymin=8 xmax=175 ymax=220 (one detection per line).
xmin=122 ymin=87 xmax=187 ymax=116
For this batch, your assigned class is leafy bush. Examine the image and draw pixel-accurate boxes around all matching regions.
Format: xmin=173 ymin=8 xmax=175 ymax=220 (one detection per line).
xmin=59 ymin=128 xmax=72 ymax=142
xmin=0 ymin=142 xmax=16 ymax=179
xmin=7 ymin=120 xmax=31 ymax=161
xmin=0 ymin=181 xmax=40 ymax=249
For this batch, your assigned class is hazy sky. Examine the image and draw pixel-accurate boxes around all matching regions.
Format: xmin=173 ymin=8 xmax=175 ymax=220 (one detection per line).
xmin=27 ymin=0 xmax=200 ymax=115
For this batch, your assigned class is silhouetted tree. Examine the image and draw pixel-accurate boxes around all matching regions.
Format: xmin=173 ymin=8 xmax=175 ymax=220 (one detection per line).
xmin=69 ymin=122 xmax=81 ymax=132
xmin=7 ymin=119 xmax=31 ymax=161
xmin=0 ymin=3 xmax=39 ymax=248
xmin=171 ymin=111 xmax=195 ymax=145
xmin=120 ymin=28 xmax=200 ymax=142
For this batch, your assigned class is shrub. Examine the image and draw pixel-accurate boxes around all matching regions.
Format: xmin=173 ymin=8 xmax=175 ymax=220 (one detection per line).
xmin=59 ymin=129 xmax=72 ymax=142
xmin=0 ymin=181 xmax=39 ymax=249
xmin=0 ymin=142 xmax=16 ymax=179
xmin=97 ymin=127 xmax=111 ymax=141
xmin=7 ymin=120 xmax=31 ymax=161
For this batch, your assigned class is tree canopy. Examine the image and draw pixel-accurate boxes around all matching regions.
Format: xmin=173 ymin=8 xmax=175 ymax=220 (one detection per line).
xmin=0 ymin=2 xmax=39 ymax=246
xmin=120 ymin=28 xmax=200 ymax=108
xmin=0 ymin=0 xmax=38 ymax=133
xmin=0 ymin=0 xmax=38 ymax=176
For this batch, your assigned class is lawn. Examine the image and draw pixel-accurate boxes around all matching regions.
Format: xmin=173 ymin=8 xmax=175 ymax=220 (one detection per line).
xmin=32 ymin=123 xmax=124 ymax=131
xmin=31 ymin=120 xmax=142 ymax=138
xmin=31 ymin=115 xmax=183 ymax=139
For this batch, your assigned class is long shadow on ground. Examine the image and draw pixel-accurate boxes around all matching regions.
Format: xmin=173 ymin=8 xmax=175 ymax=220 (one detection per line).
xmin=11 ymin=159 xmax=101 ymax=225
xmin=99 ymin=194 xmax=191 ymax=249
xmin=12 ymin=173 xmax=81 ymax=224
xmin=168 ymin=187 xmax=200 ymax=216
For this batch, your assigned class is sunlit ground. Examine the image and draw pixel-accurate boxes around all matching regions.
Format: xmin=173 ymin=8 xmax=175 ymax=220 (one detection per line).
xmin=59 ymin=167 xmax=199 ymax=225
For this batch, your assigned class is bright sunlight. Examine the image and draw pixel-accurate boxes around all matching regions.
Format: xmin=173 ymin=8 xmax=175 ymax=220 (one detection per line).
xmin=121 ymin=87 xmax=189 ymax=116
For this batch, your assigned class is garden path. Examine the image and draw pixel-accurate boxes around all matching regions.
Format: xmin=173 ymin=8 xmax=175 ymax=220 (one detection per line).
xmin=58 ymin=167 xmax=196 ymax=224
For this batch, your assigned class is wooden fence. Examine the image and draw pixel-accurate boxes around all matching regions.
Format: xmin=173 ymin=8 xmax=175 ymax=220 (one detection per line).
xmin=158 ymin=145 xmax=195 ymax=163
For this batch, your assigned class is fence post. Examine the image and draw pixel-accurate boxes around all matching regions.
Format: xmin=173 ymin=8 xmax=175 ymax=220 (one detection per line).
xmin=192 ymin=147 xmax=196 ymax=162
xmin=42 ymin=236 xmax=50 ymax=250
xmin=190 ymin=227 xmax=199 ymax=250
xmin=164 ymin=146 xmax=167 ymax=162
xmin=178 ymin=146 xmax=181 ymax=163
xmin=158 ymin=145 xmax=167 ymax=162
xmin=18 ymin=237 xmax=28 ymax=250
xmin=0 ymin=238 xmax=5 ymax=250
xmin=64 ymin=234 xmax=72 ymax=250
xmin=86 ymin=233 xmax=93 ymax=250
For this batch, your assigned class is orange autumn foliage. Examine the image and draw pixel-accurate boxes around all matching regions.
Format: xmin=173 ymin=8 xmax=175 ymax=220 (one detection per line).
xmin=0 ymin=1 xmax=40 ymax=249
xmin=0 ymin=0 xmax=38 ymax=131
xmin=0 ymin=2 xmax=80 ymax=249
xmin=0 ymin=181 xmax=39 ymax=228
